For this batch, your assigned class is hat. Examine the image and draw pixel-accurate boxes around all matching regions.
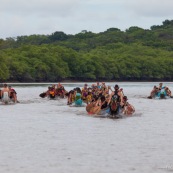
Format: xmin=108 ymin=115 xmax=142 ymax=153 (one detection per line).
xmin=114 ymin=84 xmax=119 ymax=88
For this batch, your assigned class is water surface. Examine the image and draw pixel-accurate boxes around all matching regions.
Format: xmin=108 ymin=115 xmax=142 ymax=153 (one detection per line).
xmin=0 ymin=82 xmax=173 ymax=173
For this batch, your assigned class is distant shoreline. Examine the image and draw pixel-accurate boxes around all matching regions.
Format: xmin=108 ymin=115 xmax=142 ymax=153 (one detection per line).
xmin=0 ymin=80 xmax=173 ymax=85
xmin=1 ymin=79 xmax=173 ymax=83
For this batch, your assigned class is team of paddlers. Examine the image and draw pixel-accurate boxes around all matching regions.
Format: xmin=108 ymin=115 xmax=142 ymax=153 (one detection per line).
xmin=39 ymin=82 xmax=135 ymax=118
xmin=147 ymin=82 xmax=172 ymax=99
xmin=1 ymin=82 xmax=172 ymax=118
xmin=0 ymin=83 xmax=18 ymax=104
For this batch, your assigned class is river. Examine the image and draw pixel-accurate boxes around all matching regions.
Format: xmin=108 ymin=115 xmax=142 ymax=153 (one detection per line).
xmin=0 ymin=82 xmax=173 ymax=173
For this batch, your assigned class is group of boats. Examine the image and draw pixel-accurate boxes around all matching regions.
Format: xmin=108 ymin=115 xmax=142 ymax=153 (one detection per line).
xmin=39 ymin=82 xmax=173 ymax=118
xmin=39 ymin=82 xmax=136 ymax=118
xmin=1 ymin=82 xmax=172 ymax=118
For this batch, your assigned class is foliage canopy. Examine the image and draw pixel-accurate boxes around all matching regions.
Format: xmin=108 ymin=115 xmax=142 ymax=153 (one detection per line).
xmin=1 ymin=19 xmax=173 ymax=82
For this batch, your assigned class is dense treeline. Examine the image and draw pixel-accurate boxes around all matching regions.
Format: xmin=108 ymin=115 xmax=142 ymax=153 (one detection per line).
xmin=1 ymin=19 xmax=173 ymax=82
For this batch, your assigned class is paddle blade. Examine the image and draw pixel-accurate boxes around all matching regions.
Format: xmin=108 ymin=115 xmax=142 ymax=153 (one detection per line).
xmin=39 ymin=92 xmax=47 ymax=98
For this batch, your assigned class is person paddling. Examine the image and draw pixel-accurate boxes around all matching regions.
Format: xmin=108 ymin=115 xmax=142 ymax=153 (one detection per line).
xmin=1 ymin=83 xmax=10 ymax=98
xmin=9 ymin=86 xmax=19 ymax=103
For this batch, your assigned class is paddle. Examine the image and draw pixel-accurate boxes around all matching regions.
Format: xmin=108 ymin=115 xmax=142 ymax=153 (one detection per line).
xmin=147 ymin=96 xmax=152 ymax=99
xmin=39 ymin=92 xmax=47 ymax=98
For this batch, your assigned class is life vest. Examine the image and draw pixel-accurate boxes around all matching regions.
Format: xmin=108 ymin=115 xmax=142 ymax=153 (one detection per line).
xmin=157 ymin=88 xmax=167 ymax=98
xmin=49 ymin=91 xmax=55 ymax=96
xmin=86 ymin=94 xmax=92 ymax=102
xmin=160 ymin=88 xmax=166 ymax=96
xmin=71 ymin=94 xmax=75 ymax=102
xmin=75 ymin=93 xmax=82 ymax=106
xmin=110 ymin=91 xmax=120 ymax=111
xmin=82 ymin=88 xmax=88 ymax=99
xmin=75 ymin=93 xmax=81 ymax=101
xmin=112 ymin=90 xmax=120 ymax=102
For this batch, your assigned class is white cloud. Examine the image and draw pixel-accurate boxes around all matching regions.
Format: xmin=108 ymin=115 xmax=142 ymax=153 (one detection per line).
xmin=0 ymin=0 xmax=173 ymax=39
xmin=0 ymin=0 xmax=80 ymax=17
xmin=124 ymin=0 xmax=173 ymax=17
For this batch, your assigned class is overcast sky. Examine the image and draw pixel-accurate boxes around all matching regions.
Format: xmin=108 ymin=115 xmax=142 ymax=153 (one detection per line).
xmin=0 ymin=0 xmax=173 ymax=39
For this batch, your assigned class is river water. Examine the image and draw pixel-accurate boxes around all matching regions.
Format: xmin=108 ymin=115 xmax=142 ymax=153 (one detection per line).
xmin=0 ymin=82 xmax=173 ymax=173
